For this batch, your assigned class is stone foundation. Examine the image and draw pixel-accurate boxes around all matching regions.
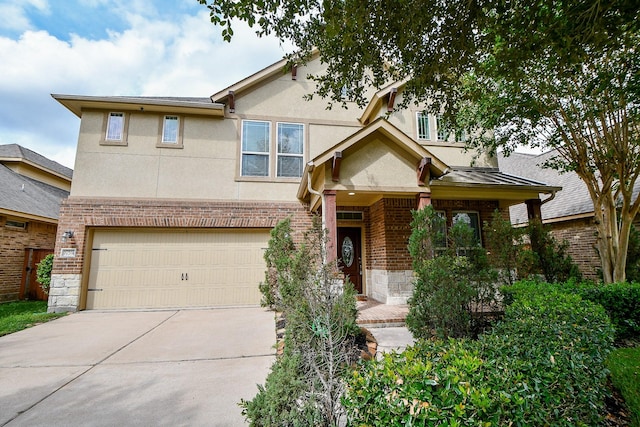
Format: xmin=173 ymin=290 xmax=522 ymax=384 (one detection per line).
xmin=366 ymin=269 xmax=414 ymax=304
xmin=47 ymin=274 xmax=81 ymax=312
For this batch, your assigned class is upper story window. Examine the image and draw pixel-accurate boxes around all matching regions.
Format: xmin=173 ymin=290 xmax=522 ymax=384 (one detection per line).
xmin=241 ymin=120 xmax=305 ymax=179
xmin=241 ymin=120 xmax=271 ymax=177
xmin=416 ymin=111 xmax=431 ymax=140
xmin=162 ymin=116 xmax=179 ymax=143
xmin=277 ymin=123 xmax=304 ymax=178
xmin=101 ymin=112 xmax=129 ymax=146
xmin=436 ymin=116 xmax=451 ymax=141
xmin=106 ymin=112 xmax=125 ymax=141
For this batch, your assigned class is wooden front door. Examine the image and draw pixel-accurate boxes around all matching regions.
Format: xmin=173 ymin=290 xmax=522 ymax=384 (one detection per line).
xmin=337 ymin=227 xmax=363 ymax=294
xmin=20 ymin=248 xmax=53 ymax=301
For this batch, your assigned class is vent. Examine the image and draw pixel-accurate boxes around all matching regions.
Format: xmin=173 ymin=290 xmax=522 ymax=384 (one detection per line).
xmin=337 ymin=211 xmax=363 ymax=221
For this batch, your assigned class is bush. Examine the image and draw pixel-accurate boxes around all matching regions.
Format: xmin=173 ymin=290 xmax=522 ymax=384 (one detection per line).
xmin=527 ymin=219 xmax=582 ymax=283
xmin=406 ymin=207 xmax=498 ymax=340
xmin=36 ymin=254 xmax=54 ymax=294
xmin=344 ymin=290 xmax=615 ymax=426
xmin=502 ymin=280 xmax=640 ymax=342
xmin=242 ymin=218 xmax=360 ymax=426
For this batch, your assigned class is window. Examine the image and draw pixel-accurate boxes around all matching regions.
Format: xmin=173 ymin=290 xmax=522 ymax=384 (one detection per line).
xmin=106 ymin=112 xmax=125 ymax=141
xmin=416 ymin=111 xmax=431 ymax=140
xmin=452 ymin=211 xmax=482 ymax=245
xmin=5 ymin=219 xmax=27 ymax=230
xmin=241 ymin=120 xmax=270 ymax=177
xmin=277 ymin=123 xmax=304 ymax=178
xmin=162 ymin=116 xmax=179 ymax=143
xmin=436 ymin=116 xmax=451 ymax=141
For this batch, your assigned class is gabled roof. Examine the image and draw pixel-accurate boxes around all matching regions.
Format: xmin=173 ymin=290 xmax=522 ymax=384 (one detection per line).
xmin=210 ymin=50 xmax=320 ymax=103
xmin=499 ymin=151 xmax=603 ymax=224
xmin=298 ymin=117 xmax=449 ymax=201
xmin=358 ymin=80 xmax=408 ymax=125
xmin=0 ymin=164 xmax=69 ymax=222
xmin=0 ymin=144 xmax=72 ymax=180
xmin=52 ymin=94 xmax=224 ymax=118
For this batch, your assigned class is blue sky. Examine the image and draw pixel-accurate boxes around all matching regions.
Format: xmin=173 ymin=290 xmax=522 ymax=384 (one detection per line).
xmin=0 ymin=0 xmax=289 ymax=168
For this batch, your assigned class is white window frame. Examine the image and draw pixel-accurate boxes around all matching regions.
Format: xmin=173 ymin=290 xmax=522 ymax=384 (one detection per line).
xmin=276 ymin=122 xmax=304 ymax=178
xmin=416 ymin=111 xmax=431 ymax=140
xmin=161 ymin=115 xmax=180 ymax=144
xmin=241 ymin=120 xmax=271 ymax=177
xmin=105 ymin=112 xmax=125 ymax=142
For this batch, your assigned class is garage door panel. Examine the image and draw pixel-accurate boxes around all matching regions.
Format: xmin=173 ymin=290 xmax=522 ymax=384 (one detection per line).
xmin=87 ymin=229 xmax=269 ymax=310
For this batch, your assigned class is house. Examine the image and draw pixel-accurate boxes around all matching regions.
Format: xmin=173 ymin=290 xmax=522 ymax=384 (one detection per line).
xmin=0 ymin=144 xmax=72 ymax=302
xmin=499 ymin=150 xmax=640 ymax=280
xmin=48 ymin=54 xmax=559 ymax=312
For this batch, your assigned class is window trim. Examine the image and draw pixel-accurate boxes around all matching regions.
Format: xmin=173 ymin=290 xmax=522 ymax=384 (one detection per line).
xmin=4 ymin=219 xmax=27 ymax=230
xmin=100 ymin=112 xmax=130 ymax=146
xmin=416 ymin=111 xmax=431 ymax=141
xmin=241 ymin=119 xmax=271 ymax=177
xmin=276 ymin=122 xmax=304 ymax=179
xmin=157 ymin=115 xmax=184 ymax=148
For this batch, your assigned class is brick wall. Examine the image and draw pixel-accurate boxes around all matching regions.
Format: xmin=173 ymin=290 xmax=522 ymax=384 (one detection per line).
xmin=0 ymin=216 xmax=56 ymax=302
xmin=53 ymin=197 xmax=314 ymax=276
xmin=548 ymin=217 xmax=600 ymax=280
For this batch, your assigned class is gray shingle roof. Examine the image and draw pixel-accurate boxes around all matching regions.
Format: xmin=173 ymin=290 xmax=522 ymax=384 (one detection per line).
xmin=0 ymin=144 xmax=73 ymax=179
xmin=431 ymin=167 xmax=559 ymax=191
xmin=499 ymin=151 xmax=597 ymax=224
xmin=0 ymin=164 xmax=69 ymax=220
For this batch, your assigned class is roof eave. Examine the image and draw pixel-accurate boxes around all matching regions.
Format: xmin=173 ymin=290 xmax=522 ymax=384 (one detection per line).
xmin=52 ymin=94 xmax=225 ymax=118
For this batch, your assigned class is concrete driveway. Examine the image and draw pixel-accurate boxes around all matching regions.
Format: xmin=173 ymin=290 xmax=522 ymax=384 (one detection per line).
xmin=0 ymin=307 xmax=275 ymax=427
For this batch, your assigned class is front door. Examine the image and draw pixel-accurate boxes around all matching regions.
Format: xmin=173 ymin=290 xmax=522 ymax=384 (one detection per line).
xmin=337 ymin=227 xmax=363 ymax=294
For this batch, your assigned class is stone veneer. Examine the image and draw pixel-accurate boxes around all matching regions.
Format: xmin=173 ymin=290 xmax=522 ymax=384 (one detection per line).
xmin=48 ymin=274 xmax=81 ymax=313
xmin=367 ymin=269 xmax=415 ymax=304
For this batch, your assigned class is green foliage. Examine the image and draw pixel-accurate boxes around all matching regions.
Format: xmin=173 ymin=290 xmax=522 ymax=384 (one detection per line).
xmin=36 ymin=254 xmax=54 ymax=294
xmin=626 ymin=225 xmax=640 ymax=282
xmin=527 ymin=220 xmax=582 ymax=283
xmin=607 ymin=346 xmax=640 ymax=427
xmin=0 ymin=301 xmax=65 ymax=336
xmin=259 ymin=218 xmax=297 ymax=309
xmin=406 ymin=207 xmax=498 ymax=340
xmin=344 ymin=290 xmax=615 ymax=426
xmin=502 ymin=280 xmax=640 ymax=343
xmin=242 ymin=217 xmax=360 ymax=426
xmin=484 ymin=210 xmax=528 ymax=285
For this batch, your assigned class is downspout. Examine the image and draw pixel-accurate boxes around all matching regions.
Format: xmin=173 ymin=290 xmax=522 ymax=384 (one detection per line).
xmin=541 ymin=190 xmax=557 ymax=206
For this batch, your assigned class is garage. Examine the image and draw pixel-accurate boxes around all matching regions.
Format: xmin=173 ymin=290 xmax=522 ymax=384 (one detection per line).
xmin=85 ymin=229 xmax=270 ymax=310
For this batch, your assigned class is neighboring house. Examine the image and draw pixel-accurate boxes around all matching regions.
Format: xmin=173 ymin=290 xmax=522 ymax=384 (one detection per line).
xmin=48 ymin=54 xmax=558 ymax=313
xmin=498 ymin=150 xmax=639 ymax=280
xmin=0 ymin=144 xmax=72 ymax=302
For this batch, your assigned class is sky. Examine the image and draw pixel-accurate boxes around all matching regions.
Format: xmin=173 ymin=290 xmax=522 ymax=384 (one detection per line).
xmin=0 ymin=0 xmax=291 ymax=169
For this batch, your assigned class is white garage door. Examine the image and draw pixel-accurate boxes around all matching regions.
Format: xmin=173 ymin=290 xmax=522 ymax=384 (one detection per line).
xmin=86 ymin=229 xmax=270 ymax=310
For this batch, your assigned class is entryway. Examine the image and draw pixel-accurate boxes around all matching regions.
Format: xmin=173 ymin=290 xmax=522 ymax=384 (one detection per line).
xmin=337 ymin=227 xmax=363 ymax=294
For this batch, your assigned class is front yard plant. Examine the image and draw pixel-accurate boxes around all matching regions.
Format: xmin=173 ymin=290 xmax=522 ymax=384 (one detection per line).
xmin=242 ymin=217 xmax=360 ymax=426
xmin=344 ymin=288 xmax=615 ymax=426
xmin=0 ymin=300 xmax=66 ymax=336
xmin=607 ymin=346 xmax=640 ymax=427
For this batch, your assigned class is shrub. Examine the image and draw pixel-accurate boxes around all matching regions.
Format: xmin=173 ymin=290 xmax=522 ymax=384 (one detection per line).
xmin=36 ymin=254 xmax=54 ymax=294
xmin=406 ymin=206 xmax=498 ymax=339
xmin=345 ymin=290 xmax=615 ymax=426
xmin=502 ymin=280 xmax=640 ymax=342
xmin=527 ymin=219 xmax=582 ymax=283
xmin=259 ymin=218 xmax=297 ymax=310
xmin=242 ymin=218 xmax=360 ymax=426
xmin=484 ymin=210 xmax=528 ymax=286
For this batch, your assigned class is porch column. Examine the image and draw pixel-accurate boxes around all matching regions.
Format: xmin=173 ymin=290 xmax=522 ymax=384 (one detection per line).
xmin=525 ymin=198 xmax=542 ymax=221
xmin=323 ymin=189 xmax=338 ymax=262
xmin=417 ymin=192 xmax=432 ymax=209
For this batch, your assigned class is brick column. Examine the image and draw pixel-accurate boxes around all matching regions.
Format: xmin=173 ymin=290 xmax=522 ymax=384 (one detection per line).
xmin=417 ymin=192 xmax=432 ymax=209
xmin=323 ymin=190 xmax=338 ymax=262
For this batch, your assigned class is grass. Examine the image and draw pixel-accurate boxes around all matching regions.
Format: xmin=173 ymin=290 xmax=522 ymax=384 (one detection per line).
xmin=607 ymin=346 xmax=640 ymax=426
xmin=0 ymin=300 xmax=66 ymax=337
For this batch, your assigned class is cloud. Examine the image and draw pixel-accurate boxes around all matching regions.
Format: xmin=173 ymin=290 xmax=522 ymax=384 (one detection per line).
xmin=0 ymin=0 xmax=49 ymax=33
xmin=0 ymin=7 xmax=290 ymax=169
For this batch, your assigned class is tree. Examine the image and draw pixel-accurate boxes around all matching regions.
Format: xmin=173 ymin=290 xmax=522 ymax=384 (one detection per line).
xmin=198 ymin=0 xmax=640 ymax=282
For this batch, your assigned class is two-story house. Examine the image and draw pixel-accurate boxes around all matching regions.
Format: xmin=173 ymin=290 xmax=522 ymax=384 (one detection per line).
xmin=48 ymin=54 xmax=558 ymax=312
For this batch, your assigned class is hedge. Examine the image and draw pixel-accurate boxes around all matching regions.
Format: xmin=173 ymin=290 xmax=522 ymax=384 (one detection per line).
xmin=344 ymin=290 xmax=614 ymax=426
